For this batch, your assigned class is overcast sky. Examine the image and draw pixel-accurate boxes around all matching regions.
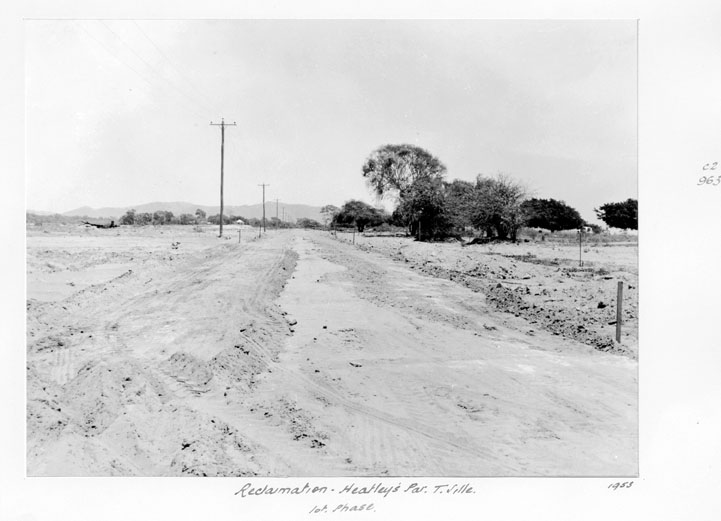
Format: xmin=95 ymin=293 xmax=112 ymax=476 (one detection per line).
xmin=26 ymin=19 xmax=636 ymax=221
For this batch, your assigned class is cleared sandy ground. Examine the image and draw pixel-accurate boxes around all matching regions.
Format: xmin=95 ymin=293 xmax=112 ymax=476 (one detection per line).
xmin=26 ymin=226 xmax=637 ymax=476
xmin=337 ymin=231 xmax=638 ymax=357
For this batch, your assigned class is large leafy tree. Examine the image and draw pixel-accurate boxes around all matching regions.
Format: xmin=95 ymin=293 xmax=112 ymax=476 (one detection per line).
xmin=470 ymin=174 xmax=529 ymax=241
xmin=521 ymin=198 xmax=584 ymax=232
xmin=320 ymin=205 xmax=340 ymax=226
xmin=152 ymin=210 xmax=175 ymax=225
xmin=362 ymin=144 xmax=448 ymax=240
xmin=207 ymin=214 xmax=233 ymax=225
xmin=297 ymin=218 xmax=322 ymax=229
xmin=135 ymin=212 xmax=152 ymax=225
xmin=120 ymin=209 xmax=136 ymax=225
xmin=443 ymin=179 xmax=476 ymax=232
xmin=594 ymin=199 xmax=637 ymax=230
xmin=396 ymin=176 xmax=452 ymax=240
xmin=332 ymin=200 xmax=384 ymax=232
xmin=362 ymin=144 xmax=447 ymax=200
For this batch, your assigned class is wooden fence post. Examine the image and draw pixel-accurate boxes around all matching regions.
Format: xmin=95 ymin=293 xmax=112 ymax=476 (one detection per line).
xmin=616 ymin=281 xmax=623 ymax=343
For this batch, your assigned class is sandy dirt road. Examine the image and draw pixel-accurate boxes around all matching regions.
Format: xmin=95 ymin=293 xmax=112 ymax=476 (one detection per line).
xmin=26 ymin=228 xmax=637 ymax=476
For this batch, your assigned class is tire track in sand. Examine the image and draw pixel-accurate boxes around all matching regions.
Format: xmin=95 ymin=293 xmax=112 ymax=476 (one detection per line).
xmin=243 ymin=235 xmax=516 ymax=474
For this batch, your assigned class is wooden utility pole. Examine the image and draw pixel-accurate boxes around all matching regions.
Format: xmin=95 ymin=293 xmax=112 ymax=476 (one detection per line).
xmin=258 ymin=183 xmax=270 ymax=233
xmin=210 ymin=118 xmax=236 ymax=237
xmin=282 ymin=207 xmax=285 ymax=222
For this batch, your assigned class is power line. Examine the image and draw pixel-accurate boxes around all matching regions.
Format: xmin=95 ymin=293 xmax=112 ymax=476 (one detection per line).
xmin=98 ymin=20 xmax=215 ymax=116
xmin=75 ymin=21 xmax=208 ymax=121
xmin=98 ymin=20 xmax=216 ymax=117
xmin=77 ymin=22 xmax=154 ymax=90
xmin=131 ymin=20 xmax=223 ymax=116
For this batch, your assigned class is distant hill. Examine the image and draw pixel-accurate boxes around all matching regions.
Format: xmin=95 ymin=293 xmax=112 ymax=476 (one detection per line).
xmin=26 ymin=212 xmax=88 ymax=225
xmin=61 ymin=202 xmax=324 ymax=223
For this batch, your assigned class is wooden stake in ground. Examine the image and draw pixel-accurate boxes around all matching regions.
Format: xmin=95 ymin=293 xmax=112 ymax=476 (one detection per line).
xmin=210 ymin=118 xmax=236 ymax=238
xmin=353 ymin=229 xmax=355 ymax=244
xmin=238 ymin=228 xmax=241 ymax=244
xmin=616 ymin=281 xmax=623 ymax=343
xmin=579 ymin=227 xmax=583 ymax=266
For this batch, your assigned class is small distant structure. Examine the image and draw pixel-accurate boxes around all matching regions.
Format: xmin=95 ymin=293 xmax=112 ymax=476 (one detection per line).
xmin=235 ymin=219 xmax=246 ymax=225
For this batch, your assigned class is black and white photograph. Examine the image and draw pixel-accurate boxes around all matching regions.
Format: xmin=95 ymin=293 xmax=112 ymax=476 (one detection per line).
xmin=24 ymin=19 xmax=639 ymax=478
xmin=5 ymin=3 xmax=721 ymax=520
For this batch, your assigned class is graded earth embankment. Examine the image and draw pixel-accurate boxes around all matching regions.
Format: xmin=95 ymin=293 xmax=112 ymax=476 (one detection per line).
xmin=27 ymin=226 xmax=637 ymax=476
